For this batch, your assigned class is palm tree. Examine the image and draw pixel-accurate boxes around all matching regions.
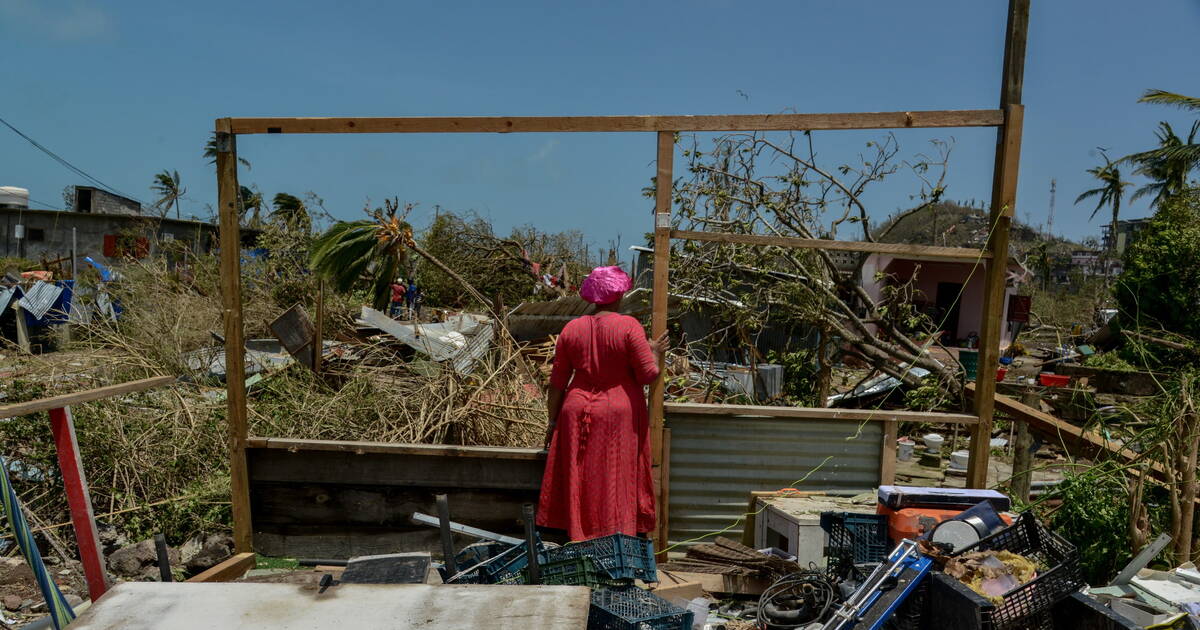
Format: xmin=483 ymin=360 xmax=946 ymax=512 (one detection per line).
xmin=311 ymin=198 xmax=490 ymax=311
xmin=203 ymin=132 xmax=252 ymax=169
xmin=151 ymin=170 xmax=187 ymax=219
xmin=271 ymin=193 xmax=311 ymax=232
xmin=239 ymin=186 xmax=266 ymax=228
xmin=1075 ymin=150 xmax=1131 ymax=252
xmin=1125 ymin=121 xmax=1199 ymax=207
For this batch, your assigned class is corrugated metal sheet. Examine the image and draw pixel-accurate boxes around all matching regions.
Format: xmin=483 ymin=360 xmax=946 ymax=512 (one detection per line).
xmin=17 ymin=281 xmax=64 ymax=320
xmin=665 ymin=410 xmax=882 ymax=550
xmin=0 ymin=285 xmax=18 ymax=314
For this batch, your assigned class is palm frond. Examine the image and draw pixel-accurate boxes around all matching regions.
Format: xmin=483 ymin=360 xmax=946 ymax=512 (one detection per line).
xmin=310 ymin=221 xmax=386 ymax=293
xmin=1139 ymin=89 xmax=1200 ymax=112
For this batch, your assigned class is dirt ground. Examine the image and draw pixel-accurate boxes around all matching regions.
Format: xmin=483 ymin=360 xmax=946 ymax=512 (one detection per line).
xmin=0 ymin=557 xmax=88 ymax=625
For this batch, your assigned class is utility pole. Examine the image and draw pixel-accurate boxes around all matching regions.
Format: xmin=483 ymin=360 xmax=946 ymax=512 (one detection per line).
xmin=1046 ymin=179 xmax=1055 ymax=239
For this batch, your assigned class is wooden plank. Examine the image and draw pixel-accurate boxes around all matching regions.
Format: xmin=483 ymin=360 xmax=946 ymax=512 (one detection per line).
xmin=0 ymin=376 xmax=175 ymax=419
xmin=880 ymin=415 xmax=898 ymax=486
xmin=225 ymin=110 xmax=1005 ymax=135
xmin=671 ymin=230 xmax=991 ymax=263
xmin=246 ymin=437 xmax=544 ymax=461
xmin=665 ymin=402 xmax=978 ymax=425
xmin=969 ymin=0 xmax=1031 ymax=489
xmin=967 ymin=383 xmax=1158 ymax=472
xmin=186 ymin=552 xmax=255 ymax=583
xmin=650 ymin=130 xmax=673 ymax=554
xmin=968 ymin=104 xmax=1025 ymax=489
xmin=247 ymin=448 xmax=544 ymax=490
xmin=216 ymin=130 xmax=254 ymax=553
xmin=49 ymin=406 xmax=109 ymax=601
xmin=656 ymin=428 xmax=671 ymax=563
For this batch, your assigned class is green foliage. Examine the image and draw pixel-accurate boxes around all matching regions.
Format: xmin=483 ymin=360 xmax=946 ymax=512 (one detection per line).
xmin=1083 ymin=352 xmax=1138 ymax=372
xmin=904 ymin=377 xmax=951 ymax=412
xmin=1115 ymin=190 xmax=1200 ymax=339
xmin=0 ymin=256 xmax=39 ymax=272
xmin=766 ymin=349 xmax=819 ymax=406
xmin=1048 ymin=464 xmax=1170 ymax=585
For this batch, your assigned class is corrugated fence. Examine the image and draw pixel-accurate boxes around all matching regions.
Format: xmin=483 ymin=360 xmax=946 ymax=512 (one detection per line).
xmin=665 ymin=409 xmax=882 ymax=550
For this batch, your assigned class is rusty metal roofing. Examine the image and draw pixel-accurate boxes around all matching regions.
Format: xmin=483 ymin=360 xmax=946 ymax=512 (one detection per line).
xmin=665 ymin=409 xmax=882 ymax=552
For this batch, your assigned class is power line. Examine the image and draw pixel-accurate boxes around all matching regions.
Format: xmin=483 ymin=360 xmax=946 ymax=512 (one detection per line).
xmin=0 ymin=114 xmax=143 ymax=204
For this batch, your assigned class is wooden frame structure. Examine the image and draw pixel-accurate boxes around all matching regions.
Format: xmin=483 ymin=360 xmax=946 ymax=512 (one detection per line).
xmin=216 ymin=0 xmax=1029 ymax=553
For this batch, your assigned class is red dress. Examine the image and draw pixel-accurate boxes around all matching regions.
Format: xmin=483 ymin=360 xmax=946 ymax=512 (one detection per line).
xmin=536 ymin=312 xmax=660 ymax=541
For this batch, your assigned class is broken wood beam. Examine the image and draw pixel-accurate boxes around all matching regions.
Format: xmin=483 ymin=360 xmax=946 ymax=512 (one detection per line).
xmin=186 ymin=552 xmax=256 ymax=583
xmin=671 ymin=230 xmax=990 ymax=263
xmin=0 ymin=376 xmax=176 ymax=419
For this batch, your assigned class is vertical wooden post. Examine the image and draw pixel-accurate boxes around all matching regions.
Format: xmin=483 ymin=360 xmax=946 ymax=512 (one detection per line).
xmin=968 ymin=0 xmax=1029 ymax=489
xmin=313 ymin=279 xmax=324 ymax=375
xmin=12 ymin=302 xmax=31 ymax=353
xmin=650 ymin=131 xmax=673 ymax=553
xmin=879 ymin=420 xmax=898 ymax=486
xmin=216 ymin=125 xmax=254 ymax=553
xmin=48 ymin=407 xmax=109 ymax=601
xmin=1010 ymin=389 xmax=1037 ymax=502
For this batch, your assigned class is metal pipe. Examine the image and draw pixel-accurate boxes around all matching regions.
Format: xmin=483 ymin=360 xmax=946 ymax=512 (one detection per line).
xmin=409 ymin=512 xmax=522 ymax=546
xmin=154 ymin=533 xmax=172 ymax=582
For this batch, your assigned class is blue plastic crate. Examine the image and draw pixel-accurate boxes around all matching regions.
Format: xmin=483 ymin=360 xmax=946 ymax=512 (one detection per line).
xmin=589 ymin=587 xmax=693 ymax=630
xmin=820 ymin=512 xmax=890 ymax=564
xmin=546 ymin=534 xmax=657 ymax=582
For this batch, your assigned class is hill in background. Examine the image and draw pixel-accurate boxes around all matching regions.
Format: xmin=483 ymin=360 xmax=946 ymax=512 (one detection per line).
xmin=872 ymin=200 xmax=1087 ymax=256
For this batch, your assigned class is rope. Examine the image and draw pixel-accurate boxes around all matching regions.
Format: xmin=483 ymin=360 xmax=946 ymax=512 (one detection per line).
xmin=0 ymin=458 xmax=75 ymax=629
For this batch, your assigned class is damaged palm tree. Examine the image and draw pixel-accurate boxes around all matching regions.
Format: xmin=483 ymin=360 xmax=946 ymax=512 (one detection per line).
xmin=668 ymin=132 xmax=966 ymax=404
xmin=310 ymin=198 xmax=493 ymax=312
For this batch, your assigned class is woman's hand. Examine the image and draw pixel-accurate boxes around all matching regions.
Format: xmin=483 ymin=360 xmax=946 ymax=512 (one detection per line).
xmin=543 ymin=421 xmax=556 ymax=450
xmin=648 ymin=331 xmax=669 ymax=357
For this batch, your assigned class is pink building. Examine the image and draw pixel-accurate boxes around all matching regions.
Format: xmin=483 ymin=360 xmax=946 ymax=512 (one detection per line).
xmin=860 ymin=254 xmax=1028 ymax=349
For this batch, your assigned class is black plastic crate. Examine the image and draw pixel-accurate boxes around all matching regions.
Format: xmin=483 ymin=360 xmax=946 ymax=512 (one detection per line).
xmin=945 ymin=512 xmax=1083 ymax=630
xmin=820 ymin=512 xmax=890 ymax=564
xmin=884 ymin=577 xmax=928 ymax=630
xmin=589 ymin=587 xmax=694 ymax=630
xmin=546 ymin=534 xmax=657 ymax=582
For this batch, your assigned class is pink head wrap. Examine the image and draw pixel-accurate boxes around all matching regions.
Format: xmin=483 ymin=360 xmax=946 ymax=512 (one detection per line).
xmin=579 ymin=266 xmax=632 ymax=305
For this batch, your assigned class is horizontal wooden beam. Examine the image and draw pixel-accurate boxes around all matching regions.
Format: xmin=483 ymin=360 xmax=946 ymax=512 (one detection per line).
xmin=246 ymin=437 xmax=545 ymax=461
xmin=664 ymin=402 xmax=978 ymax=425
xmin=222 ymin=110 xmax=1003 ymax=135
xmin=671 ymin=230 xmax=991 ymax=263
xmin=186 ymin=552 xmax=255 ymax=583
xmin=0 ymin=376 xmax=177 ymax=419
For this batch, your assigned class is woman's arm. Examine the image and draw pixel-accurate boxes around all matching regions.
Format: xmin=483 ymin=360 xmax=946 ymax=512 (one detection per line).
xmin=628 ymin=324 xmax=668 ymax=386
xmin=544 ymin=385 xmax=565 ymax=450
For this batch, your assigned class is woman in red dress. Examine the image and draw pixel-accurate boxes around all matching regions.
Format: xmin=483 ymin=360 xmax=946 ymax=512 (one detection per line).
xmin=536 ymin=266 xmax=668 ymax=541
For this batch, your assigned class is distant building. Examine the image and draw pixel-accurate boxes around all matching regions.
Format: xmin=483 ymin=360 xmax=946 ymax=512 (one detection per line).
xmin=1101 ymin=218 xmax=1152 ymax=254
xmin=0 ymin=185 xmax=257 ymax=266
xmin=1070 ymin=249 xmax=1120 ymax=277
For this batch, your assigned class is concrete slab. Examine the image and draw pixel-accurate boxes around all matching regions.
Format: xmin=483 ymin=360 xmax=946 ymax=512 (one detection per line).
xmin=70 ymin=582 xmax=590 ymax=629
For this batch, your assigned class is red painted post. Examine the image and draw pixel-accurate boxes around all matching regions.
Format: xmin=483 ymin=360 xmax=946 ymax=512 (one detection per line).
xmin=48 ymin=406 xmax=109 ymax=601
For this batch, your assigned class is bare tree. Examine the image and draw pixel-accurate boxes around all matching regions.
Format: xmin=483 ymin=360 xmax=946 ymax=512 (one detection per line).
xmin=668 ymin=131 xmax=964 ymax=403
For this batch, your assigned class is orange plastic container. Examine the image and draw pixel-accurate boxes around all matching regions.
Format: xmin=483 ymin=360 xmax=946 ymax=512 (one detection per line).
xmin=876 ymin=504 xmax=1014 ymax=543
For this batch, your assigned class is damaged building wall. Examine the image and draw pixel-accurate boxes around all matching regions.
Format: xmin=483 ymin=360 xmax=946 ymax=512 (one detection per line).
xmin=0 ymin=208 xmax=220 ymax=264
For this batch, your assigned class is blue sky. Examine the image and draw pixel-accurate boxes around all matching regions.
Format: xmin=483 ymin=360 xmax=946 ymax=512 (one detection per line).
xmin=2 ymin=0 xmax=1198 ymax=249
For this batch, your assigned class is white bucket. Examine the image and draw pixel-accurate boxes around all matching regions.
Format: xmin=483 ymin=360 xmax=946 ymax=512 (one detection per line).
xmin=897 ymin=438 xmax=915 ymax=462
xmin=949 ymin=449 xmax=970 ymax=469
xmin=923 ymin=433 xmax=945 ymax=452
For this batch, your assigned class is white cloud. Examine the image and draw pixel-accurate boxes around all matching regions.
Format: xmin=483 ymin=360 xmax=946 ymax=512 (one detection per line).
xmin=0 ymin=0 xmax=115 ymax=42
